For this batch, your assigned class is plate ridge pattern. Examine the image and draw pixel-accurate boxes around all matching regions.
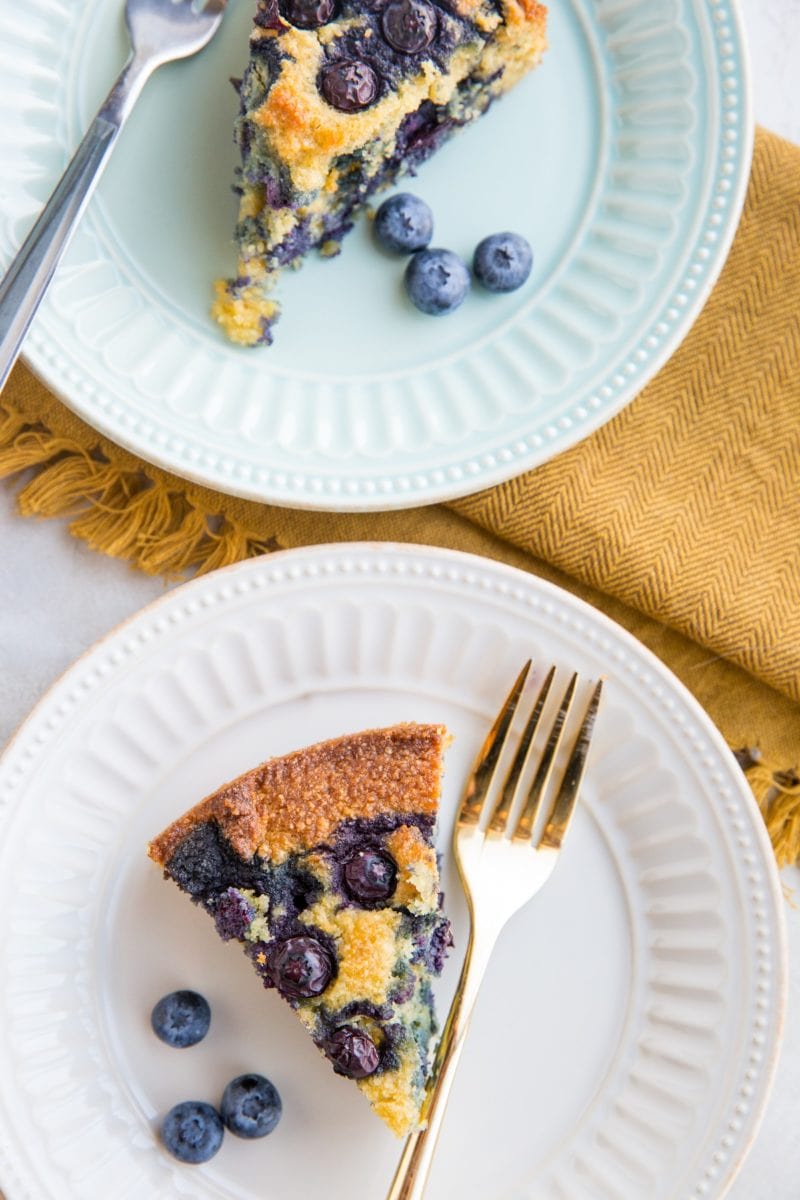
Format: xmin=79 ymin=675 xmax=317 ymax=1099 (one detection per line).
xmin=0 ymin=547 xmax=783 ymax=1200
xmin=0 ymin=0 xmax=751 ymax=508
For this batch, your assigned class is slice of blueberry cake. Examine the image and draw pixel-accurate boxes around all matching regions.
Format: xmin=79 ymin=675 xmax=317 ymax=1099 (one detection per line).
xmin=147 ymin=724 xmax=452 ymax=1136
xmin=212 ymin=0 xmax=548 ymax=344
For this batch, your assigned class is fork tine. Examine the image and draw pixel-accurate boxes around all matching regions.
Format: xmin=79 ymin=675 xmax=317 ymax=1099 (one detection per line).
xmin=486 ymin=666 xmax=555 ymax=835
xmin=539 ymin=680 xmax=603 ymax=850
xmin=511 ymin=672 xmax=578 ymax=842
xmin=458 ymin=660 xmax=532 ymax=828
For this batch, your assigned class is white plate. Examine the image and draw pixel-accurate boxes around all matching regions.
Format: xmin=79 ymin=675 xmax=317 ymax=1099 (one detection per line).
xmin=0 ymin=544 xmax=785 ymax=1200
xmin=0 ymin=0 xmax=752 ymax=511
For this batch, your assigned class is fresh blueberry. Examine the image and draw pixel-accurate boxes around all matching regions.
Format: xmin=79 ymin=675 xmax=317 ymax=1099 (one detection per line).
xmin=343 ymin=849 xmax=397 ymax=902
xmin=160 ymin=1101 xmax=224 ymax=1164
xmin=322 ymin=1026 xmax=380 ymax=1078
xmin=320 ymin=60 xmax=379 ymax=112
xmin=373 ymin=193 xmax=433 ymax=254
xmin=404 ymin=248 xmax=470 ymax=315
xmin=473 ymin=231 xmax=533 ymax=293
xmin=150 ymin=990 xmax=211 ymax=1048
xmin=267 ymin=935 xmax=335 ymax=999
xmin=221 ymin=1073 xmax=282 ymax=1138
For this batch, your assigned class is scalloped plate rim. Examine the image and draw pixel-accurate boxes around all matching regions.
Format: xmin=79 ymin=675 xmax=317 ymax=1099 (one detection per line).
xmin=3 ymin=0 xmax=756 ymax=511
xmin=0 ymin=542 xmax=786 ymax=1200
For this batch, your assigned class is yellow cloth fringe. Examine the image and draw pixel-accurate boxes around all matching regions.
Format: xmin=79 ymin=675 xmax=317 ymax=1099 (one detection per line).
xmin=0 ymin=404 xmax=262 ymax=576
xmin=1 ymin=129 xmax=799 ymax=866
xmin=743 ymin=760 xmax=800 ymax=869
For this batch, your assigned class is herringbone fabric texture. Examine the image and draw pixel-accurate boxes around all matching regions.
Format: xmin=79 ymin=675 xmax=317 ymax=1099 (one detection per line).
xmin=450 ymin=129 xmax=800 ymax=703
xmin=1 ymin=129 xmax=799 ymax=858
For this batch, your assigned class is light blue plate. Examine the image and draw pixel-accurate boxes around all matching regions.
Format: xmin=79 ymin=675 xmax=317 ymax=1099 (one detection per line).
xmin=0 ymin=0 xmax=752 ymax=510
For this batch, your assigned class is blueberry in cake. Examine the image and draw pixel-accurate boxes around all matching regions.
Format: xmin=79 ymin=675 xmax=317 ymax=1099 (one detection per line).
xmin=212 ymin=0 xmax=548 ymax=345
xmin=147 ymin=724 xmax=452 ymax=1136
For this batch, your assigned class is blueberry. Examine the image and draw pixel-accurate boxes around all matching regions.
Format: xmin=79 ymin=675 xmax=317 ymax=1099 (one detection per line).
xmin=404 ymin=248 xmax=470 ymax=315
xmin=161 ymin=1101 xmax=224 ymax=1164
xmin=151 ymin=990 xmax=211 ymax=1048
xmin=373 ymin=193 xmax=433 ymax=255
xmin=473 ymin=231 xmax=533 ymax=293
xmin=267 ymin=935 xmax=335 ymax=999
xmin=381 ymin=0 xmax=437 ymax=54
xmin=280 ymin=0 xmax=336 ymax=28
xmin=320 ymin=60 xmax=379 ymax=112
xmin=428 ymin=918 xmax=454 ymax=974
xmin=343 ymin=849 xmax=397 ymax=902
xmin=213 ymin=887 xmax=255 ymax=941
xmin=322 ymin=1026 xmax=380 ymax=1078
xmin=221 ymin=1073 xmax=282 ymax=1138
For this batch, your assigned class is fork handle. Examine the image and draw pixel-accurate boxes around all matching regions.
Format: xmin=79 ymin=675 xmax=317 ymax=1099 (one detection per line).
xmin=386 ymin=930 xmax=495 ymax=1200
xmin=0 ymin=50 xmax=153 ymax=393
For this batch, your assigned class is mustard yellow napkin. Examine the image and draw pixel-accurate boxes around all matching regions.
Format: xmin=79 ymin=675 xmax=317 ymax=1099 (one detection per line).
xmin=1 ymin=129 xmax=799 ymax=861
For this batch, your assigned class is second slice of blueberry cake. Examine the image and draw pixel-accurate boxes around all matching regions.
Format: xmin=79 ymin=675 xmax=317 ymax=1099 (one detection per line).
xmin=212 ymin=0 xmax=548 ymax=344
xmin=147 ymin=724 xmax=452 ymax=1136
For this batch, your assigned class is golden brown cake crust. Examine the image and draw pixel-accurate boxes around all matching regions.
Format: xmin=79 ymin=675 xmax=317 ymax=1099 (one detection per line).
xmin=248 ymin=3 xmax=548 ymax=194
xmin=148 ymin=723 xmax=448 ymax=866
xmin=213 ymin=0 xmax=547 ymax=344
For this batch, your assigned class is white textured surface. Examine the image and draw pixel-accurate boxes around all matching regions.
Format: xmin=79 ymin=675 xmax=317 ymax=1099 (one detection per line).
xmin=0 ymin=0 xmax=798 ymax=1195
xmin=0 ymin=0 xmax=752 ymax=510
xmin=0 ymin=547 xmax=786 ymax=1200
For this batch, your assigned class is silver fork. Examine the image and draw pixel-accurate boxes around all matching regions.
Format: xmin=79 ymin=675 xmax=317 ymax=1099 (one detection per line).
xmin=0 ymin=0 xmax=228 ymax=391
xmin=387 ymin=662 xmax=603 ymax=1200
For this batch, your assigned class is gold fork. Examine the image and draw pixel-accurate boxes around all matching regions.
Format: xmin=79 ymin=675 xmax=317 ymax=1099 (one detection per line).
xmin=387 ymin=661 xmax=603 ymax=1200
